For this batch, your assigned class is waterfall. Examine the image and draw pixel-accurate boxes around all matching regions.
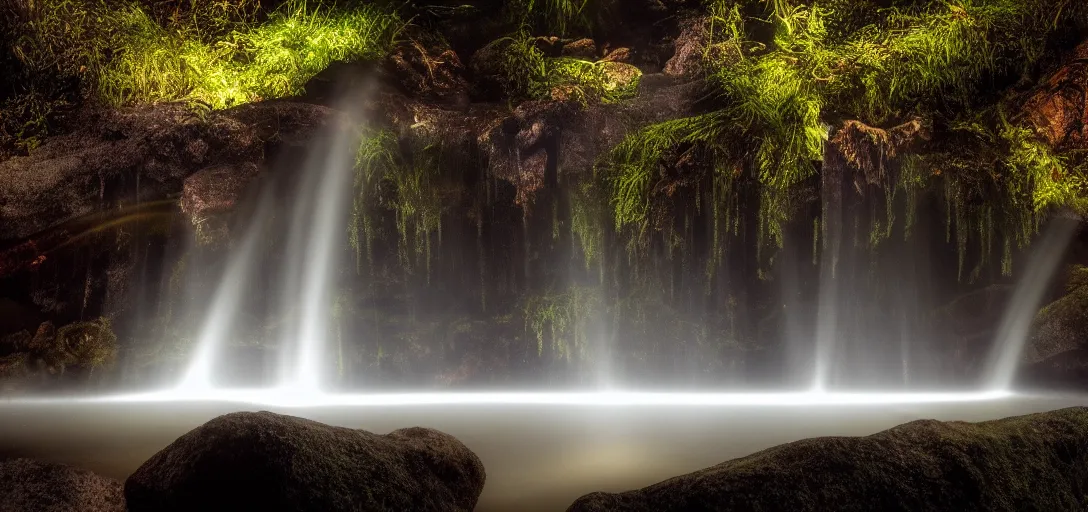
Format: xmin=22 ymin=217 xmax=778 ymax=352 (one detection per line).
xmin=985 ymin=217 xmax=1079 ymax=390
xmin=178 ymin=104 xmax=359 ymax=394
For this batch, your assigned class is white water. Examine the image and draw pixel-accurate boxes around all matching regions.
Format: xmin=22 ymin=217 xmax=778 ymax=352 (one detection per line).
xmin=173 ymin=103 xmax=1077 ymax=399
xmin=986 ymin=217 xmax=1080 ymax=389
xmin=178 ymin=191 xmax=273 ymax=392
xmin=178 ymin=108 xmax=356 ymax=395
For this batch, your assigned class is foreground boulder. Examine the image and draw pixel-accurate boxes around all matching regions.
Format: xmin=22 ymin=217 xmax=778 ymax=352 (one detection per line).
xmin=0 ymin=458 xmax=124 ymax=512
xmin=568 ymin=407 xmax=1088 ymax=512
xmin=125 ymin=411 xmax=486 ymax=512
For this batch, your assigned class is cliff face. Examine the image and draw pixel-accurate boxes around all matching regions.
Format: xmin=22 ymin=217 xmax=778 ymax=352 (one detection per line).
xmin=1 ymin=0 xmax=1086 ymax=392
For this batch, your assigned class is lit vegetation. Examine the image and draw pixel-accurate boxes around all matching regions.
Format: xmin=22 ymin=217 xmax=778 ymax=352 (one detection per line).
xmin=99 ymin=2 xmax=401 ymax=108
xmin=1 ymin=0 xmax=401 ymax=154
xmin=494 ymin=29 xmax=641 ymax=104
xmin=352 ymin=129 xmax=458 ymax=278
xmin=603 ymin=0 xmax=1088 ymax=274
xmin=523 ymin=286 xmax=604 ymax=361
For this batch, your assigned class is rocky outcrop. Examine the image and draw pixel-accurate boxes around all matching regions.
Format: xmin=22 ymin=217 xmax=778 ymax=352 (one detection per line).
xmin=180 ymin=163 xmax=262 ymax=246
xmin=568 ymin=407 xmax=1088 ymax=512
xmin=1025 ymin=265 xmax=1088 ymax=363
xmin=1018 ymin=265 xmax=1088 ymax=389
xmin=0 ymin=458 xmax=125 ymax=512
xmin=1023 ymin=41 xmax=1088 ymax=151
xmin=664 ymin=16 xmax=709 ymax=77
xmin=125 ymin=411 xmax=486 ymax=512
xmin=0 ymin=101 xmax=334 ymax=243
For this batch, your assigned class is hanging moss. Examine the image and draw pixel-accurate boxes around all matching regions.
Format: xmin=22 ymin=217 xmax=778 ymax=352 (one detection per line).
xmin=523 ymin=285 xmax=604 ymax=361
xmin=352 ymin=129 xmax=459 ymax=279
xmin=570 ymin=179 xmax=608 ymax=273
xmin=603 ymin=0 xmax=1087 ymax=272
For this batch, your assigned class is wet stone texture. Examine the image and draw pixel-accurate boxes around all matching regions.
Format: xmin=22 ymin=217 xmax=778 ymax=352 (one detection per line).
xmin=0 ymin=458 xmax=125 ymax=512
xmin=1023 ymin=41 xmax=1088 ymax=151
xmin=567 ymin=407 xmax=1088 ymax=512
xmin=125 ymin=411 xmax=486 ymax=512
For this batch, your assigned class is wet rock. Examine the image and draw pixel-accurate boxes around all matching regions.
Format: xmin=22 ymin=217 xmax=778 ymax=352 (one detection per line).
xmin=1025 ymin=265 xmax=1088 ymax=363
xmin=664 ymin=16 xmax=709 ymax=77
xmin=479 ymin=75 xmax=701 ymax=205
xmin=562 ymin=38 xmax=599 ymax=59
xmin=0 ymin=458 xmax=125 ymax=512
xmin=568 ymin=407 xmax=1088 ymax=512
xmin=125 ymin=411 xmax=486 ymax=512
xmin=601 ymin=47 xmax=633 ymax=63
xmin=0 ymin=101 xmax=333 ymax=243
xmin=1023 ymin=40 xmax=1088 ymax=150
xmin=180 ymin=163 xmax=262 ymax=247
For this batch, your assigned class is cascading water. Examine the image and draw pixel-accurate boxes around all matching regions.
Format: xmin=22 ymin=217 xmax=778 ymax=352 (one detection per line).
xmin=170 ymin=101 xmax=1077 ymax=398
xmin=178 ymin=191 xmax=273 ymax=392
xmin=985 ymin=216 xmax=1080 ymax=390
xmin=178 ymin=103 xmax=359 ymax=395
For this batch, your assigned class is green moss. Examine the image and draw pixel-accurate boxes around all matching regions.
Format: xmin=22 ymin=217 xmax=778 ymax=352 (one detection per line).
xmin=495 ymin=30 xmax=641 ymax=104
xmin=352 ymin=129 xmax=456 ymax=278
xmin=604 ymin=0 xmax=1086 ymax=269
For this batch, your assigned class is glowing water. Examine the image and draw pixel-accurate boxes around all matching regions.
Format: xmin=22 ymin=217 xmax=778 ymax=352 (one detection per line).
xmin=986 ymin=217 xmax=1080 ymax=389
xmin=277 ymin=125 xmax=355 ymax=393
xmin=10 ymin=389 xmax=1014 ymax=408
xmin=178 ymin=192 xmax=273 ymax=392
xmin=179 ymin=110 xmax=356 ymax=394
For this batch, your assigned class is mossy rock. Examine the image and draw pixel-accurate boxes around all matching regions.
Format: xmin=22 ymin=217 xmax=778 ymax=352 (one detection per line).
xmin=568 ymin=407 xmax=1088 ymax=512
xmin=125 ymin=411 xmax=486 ymax=512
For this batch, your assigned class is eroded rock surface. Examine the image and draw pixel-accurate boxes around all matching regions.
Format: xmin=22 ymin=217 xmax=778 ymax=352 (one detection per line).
xmin=125 ymin=411 xmax=486 ymax=512
xmin=0 ymin=101 xmax=333 ymax=243
xmin=0 ymin=458 xmax=125 ymax=512
xmin=1023 ymin=41 xmax=1088 ymax=150
xmin=568 ymin=407 xmax=1088 ymax=512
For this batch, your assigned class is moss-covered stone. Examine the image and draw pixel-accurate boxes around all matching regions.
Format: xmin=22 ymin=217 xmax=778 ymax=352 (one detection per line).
xmin=569 ymin=407 xmax=1088 ymax=512
xmin=125 ymin=411 xmax=486 ymax=512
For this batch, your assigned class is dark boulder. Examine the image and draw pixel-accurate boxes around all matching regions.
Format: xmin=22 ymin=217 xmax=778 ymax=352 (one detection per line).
xmin=1018 ymin=265 xmax=1088 ymax=389
xmin=567 ymin=407 xmax=1088 ymax=512
xmin=0 ymin=458 xmax=124 ymax=512
xmin=1025 ymin=265 xmax=1088 ymax=364
xmin=125 ymin=411 xmax=486 ymax=512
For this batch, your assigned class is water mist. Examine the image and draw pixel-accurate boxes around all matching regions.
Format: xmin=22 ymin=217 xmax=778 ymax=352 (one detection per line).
xmin=178 ymin=98 xmax=361 ymax=395
xmin=986 ymin=216 xmax=1080 ymax=390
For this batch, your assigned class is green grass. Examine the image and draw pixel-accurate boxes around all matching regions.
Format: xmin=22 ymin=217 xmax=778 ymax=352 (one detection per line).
xmin=99 ymin=1 xmax=402 ymax=108
xmin=509 ymin=0 xmax=607 ymax=36
xmin=2 ymin=0 xmax=402 ymax=151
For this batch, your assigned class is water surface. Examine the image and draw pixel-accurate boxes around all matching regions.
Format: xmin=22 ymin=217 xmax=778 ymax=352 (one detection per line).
xmin=0 ymin=394 xmax=1085 ymax=511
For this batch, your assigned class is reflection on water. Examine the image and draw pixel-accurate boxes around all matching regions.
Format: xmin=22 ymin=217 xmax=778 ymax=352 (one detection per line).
xmin=0 ymin=395 xmax=1085 ymax=511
